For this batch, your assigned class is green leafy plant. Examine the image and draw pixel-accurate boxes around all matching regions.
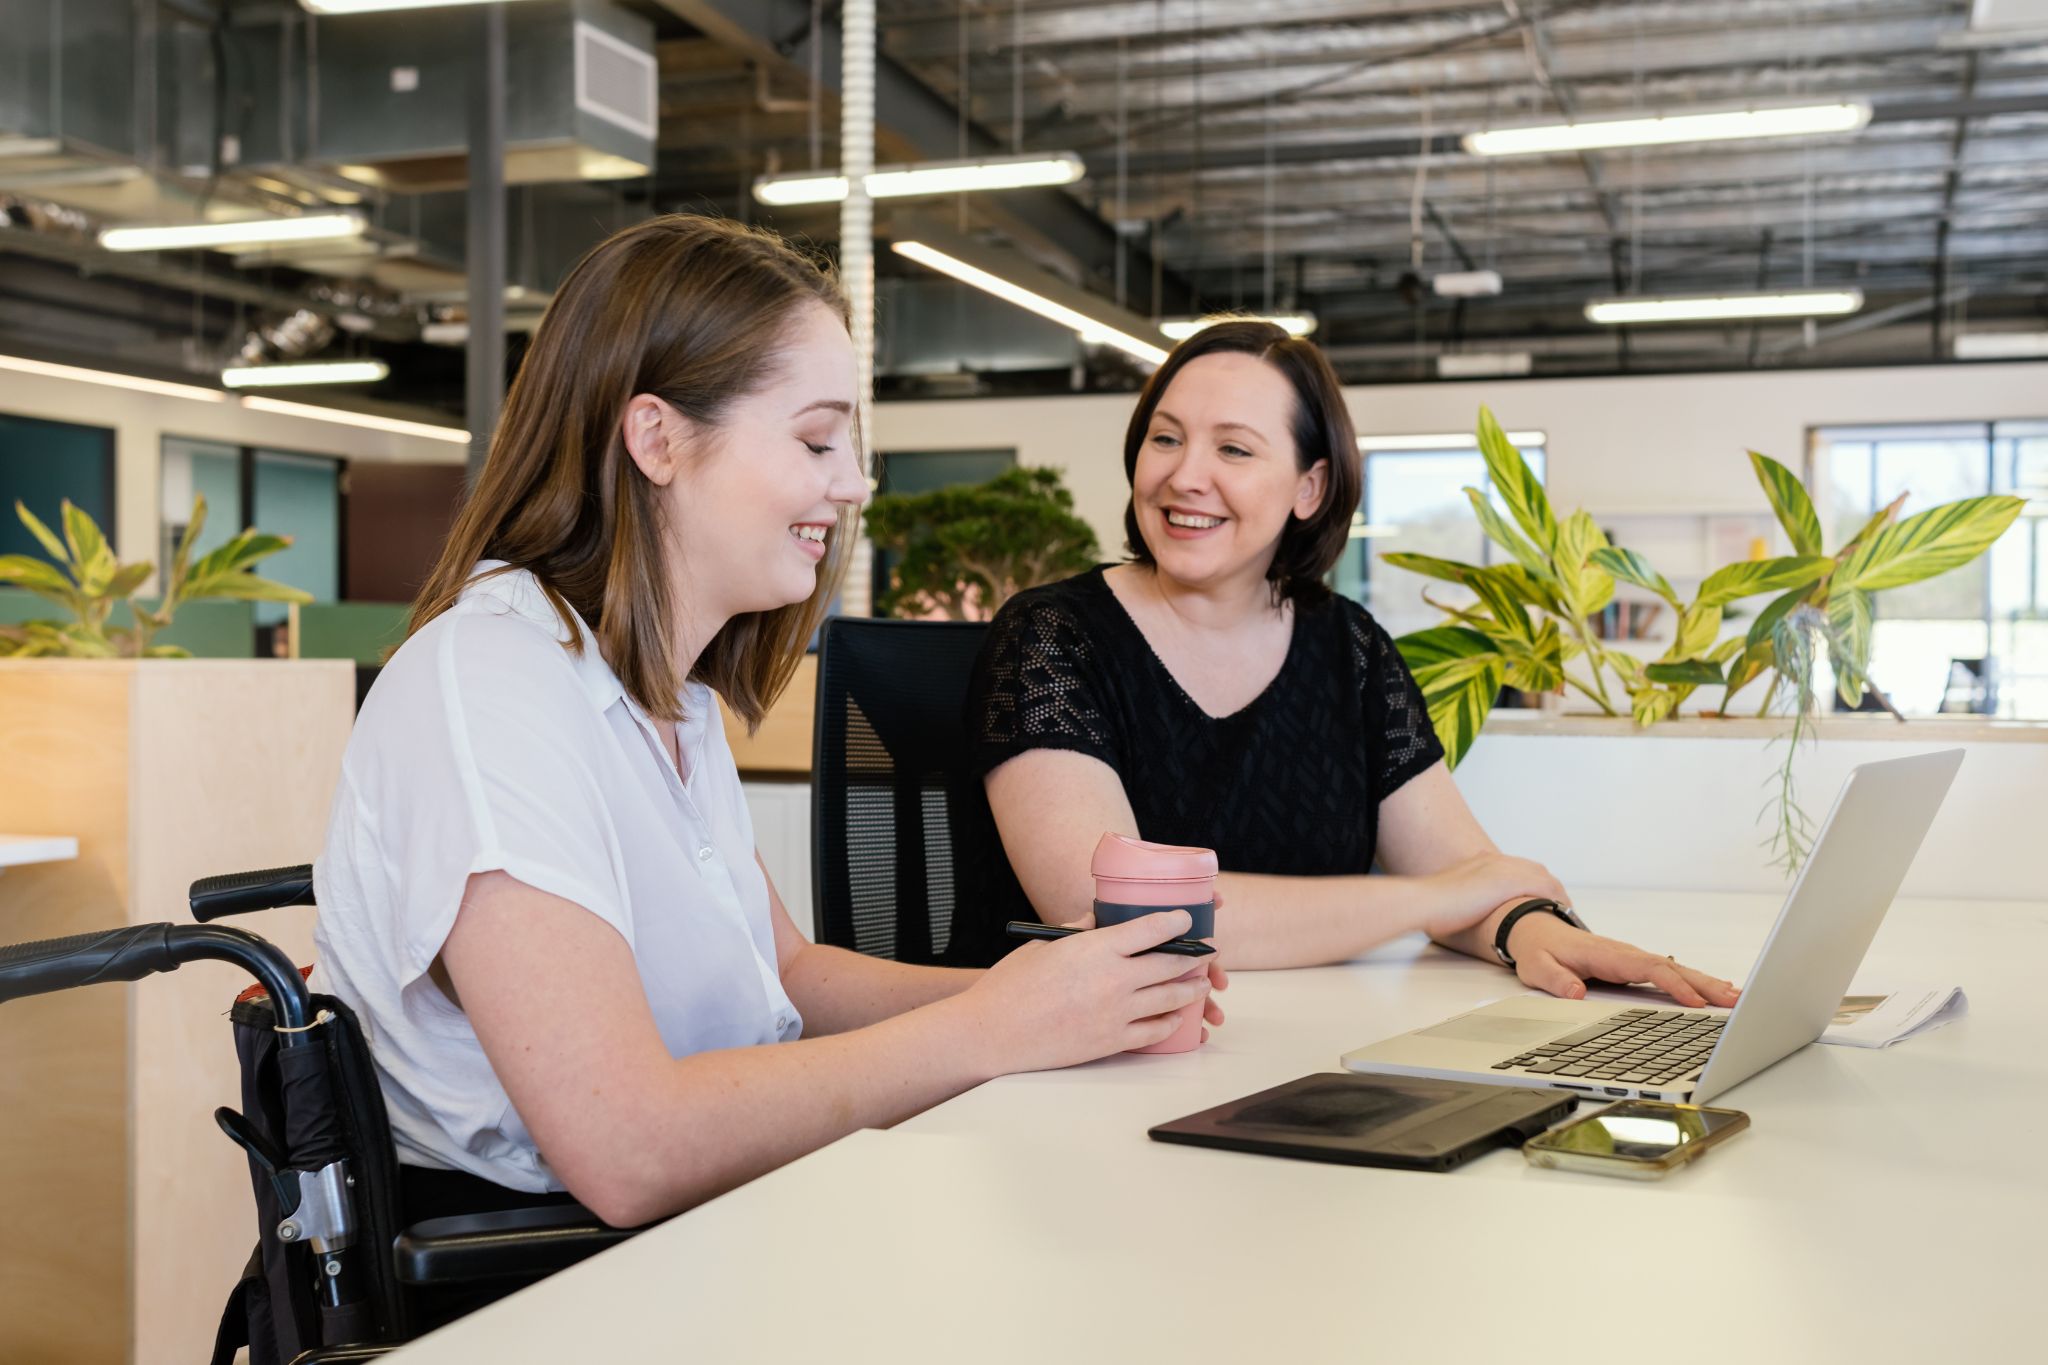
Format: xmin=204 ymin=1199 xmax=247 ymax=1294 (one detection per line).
xmin=1384 ymin=407 xmax=2024 ymax=873
xmin=865 ymin=466 xmax=1099 ymax=620
xmin=0 ymin=495 xmax=310 ymax=658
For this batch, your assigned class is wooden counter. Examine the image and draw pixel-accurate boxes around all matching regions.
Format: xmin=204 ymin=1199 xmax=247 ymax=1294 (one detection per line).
xmin=719 ymin=653 xmax=816 ymax=776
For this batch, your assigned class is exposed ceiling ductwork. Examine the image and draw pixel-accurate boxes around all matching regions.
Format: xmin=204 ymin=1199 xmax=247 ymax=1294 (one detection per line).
xmin=0 ymin=0 xmax=2042 ymax=404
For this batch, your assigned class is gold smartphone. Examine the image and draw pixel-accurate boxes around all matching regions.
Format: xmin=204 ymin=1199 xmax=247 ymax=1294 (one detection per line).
xmin=1522 ymin=1099 xmax=1749 ymax=1180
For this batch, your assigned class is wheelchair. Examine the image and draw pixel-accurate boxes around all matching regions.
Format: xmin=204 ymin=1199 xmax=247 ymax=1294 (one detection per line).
xmin=0 ymin=864 xmax=639 ymax=1364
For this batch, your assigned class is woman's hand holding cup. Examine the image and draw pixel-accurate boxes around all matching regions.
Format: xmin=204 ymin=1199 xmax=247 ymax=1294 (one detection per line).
xmin=960 ymin=910 xmax=1216 ymax=1074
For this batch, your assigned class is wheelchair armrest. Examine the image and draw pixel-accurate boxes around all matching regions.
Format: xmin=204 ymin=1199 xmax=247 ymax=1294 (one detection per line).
xmin=190 ymin=865 xmax=316 ymax=921
xmin=393 ymin=1203 xmax=637 ymax=1286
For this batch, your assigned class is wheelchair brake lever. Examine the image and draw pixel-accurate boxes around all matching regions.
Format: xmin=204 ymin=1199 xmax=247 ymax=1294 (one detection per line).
xmin=216 ymin=1106 xmax=301 ymax=1217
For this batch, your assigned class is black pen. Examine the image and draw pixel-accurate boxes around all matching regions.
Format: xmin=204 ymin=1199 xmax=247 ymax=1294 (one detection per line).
xmin=1003 ymin=920 xmax=1215 ymax=957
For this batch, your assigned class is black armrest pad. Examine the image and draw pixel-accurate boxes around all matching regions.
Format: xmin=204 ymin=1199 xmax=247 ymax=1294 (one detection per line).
xmin=394 ymin=1203 xmax=637 ymax=1286
xmin=190 ymin=865 xmax=317 ymax=921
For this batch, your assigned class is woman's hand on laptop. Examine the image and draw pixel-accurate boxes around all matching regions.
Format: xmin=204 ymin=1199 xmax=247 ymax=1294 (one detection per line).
xmin=1505 ymin=913 xmax=1742 ymax=1009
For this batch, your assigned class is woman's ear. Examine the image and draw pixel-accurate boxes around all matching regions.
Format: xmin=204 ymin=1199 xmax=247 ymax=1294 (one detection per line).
xmin=1293 ymin=458 xmax=1330 ymax=520
xmin=621 ymin=394 xmax=684 ymax=486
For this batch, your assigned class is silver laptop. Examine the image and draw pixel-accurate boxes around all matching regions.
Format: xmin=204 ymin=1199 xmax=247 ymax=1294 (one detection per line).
xmin=1343 ymin=749 xmax=1963 ymax=1105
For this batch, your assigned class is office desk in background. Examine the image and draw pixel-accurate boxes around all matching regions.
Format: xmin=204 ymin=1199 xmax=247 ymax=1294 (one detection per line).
xmin=389 ymin=891 xmax=2042 ymax=1364
xmin=0 ymin=835 xmax=77 ymax=871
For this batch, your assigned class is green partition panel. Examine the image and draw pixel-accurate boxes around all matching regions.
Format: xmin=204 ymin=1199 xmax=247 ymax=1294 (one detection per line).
xmin=295 ymin=601 xmax=409 ymax=665
xmin=136 ymin=600 xmax=256 ymax=658
xmin=0 ymin=588 xmax=254 ymax=657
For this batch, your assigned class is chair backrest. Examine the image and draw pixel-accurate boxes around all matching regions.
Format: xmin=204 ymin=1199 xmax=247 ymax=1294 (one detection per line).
xmin=810 ymin=618 xmax=1027 ymax=968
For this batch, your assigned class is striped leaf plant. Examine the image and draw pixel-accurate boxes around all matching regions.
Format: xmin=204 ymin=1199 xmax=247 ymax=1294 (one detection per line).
xmin=1382 ymin=406 xmax=2024 ymax=863
xmin=0 ymin=495 xmax=309 ymax=658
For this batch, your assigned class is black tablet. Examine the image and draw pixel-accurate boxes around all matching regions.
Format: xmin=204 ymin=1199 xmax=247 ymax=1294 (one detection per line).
xmin=1148 ymin=1072 xmax=1575 ymax=1172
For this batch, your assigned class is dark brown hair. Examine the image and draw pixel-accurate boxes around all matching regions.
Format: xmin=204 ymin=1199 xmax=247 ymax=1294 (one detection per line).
xmin=1121 ymin=317 xmax=1360 ymax=605
xmin=407 ymin=214 xmax=855 ymax=728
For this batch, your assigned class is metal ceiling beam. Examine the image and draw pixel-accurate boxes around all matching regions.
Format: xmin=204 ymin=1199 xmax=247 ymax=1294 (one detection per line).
xmin=0 ymin=224 xmax=415 ymax=341
xmin=657 ymin=0 xmax=1189 ymax=313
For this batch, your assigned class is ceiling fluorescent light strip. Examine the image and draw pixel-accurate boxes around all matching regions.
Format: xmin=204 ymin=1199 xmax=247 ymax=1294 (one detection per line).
xmin=1432 ymin=270 xmax=1503 ymax=298
xmin=755 ymin=153 xmax=1084 ymax=206
xmin=0 ymin=352 xmax=227 ymax=402
xmin=1158 ymin=313 xmax=1318 ymax=341
xmin=240 ymin=395 xmax=469 ymax=444
xmin=1464 ymin=101 xmax=1871 ymax=157
xmin=99 ymin=212 xmax=367 ymax=252
xmin=1437 ymin=351 xmax=1532 ymax=378
xmin=892 ymin=240 xmax=1167 ymax=366
xmin=0 ymin=353 xmax=464 ymax=442
xmin=222 ymin=359 xmax=391 ymax=388
xmin=1953 ymin=332 xmax=2048 ymax=360
xmin=300 ymin=0 xmax=545 ymax=13
xmin=1584 ymin=289 xmax=1863 ymax=325
xmin=1357 ymin=430 xmax=1545 ymax=452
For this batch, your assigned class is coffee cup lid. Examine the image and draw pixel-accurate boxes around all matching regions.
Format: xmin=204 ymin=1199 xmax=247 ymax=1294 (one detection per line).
xmin=1090 ymin=832 xmax=1219 ymax=882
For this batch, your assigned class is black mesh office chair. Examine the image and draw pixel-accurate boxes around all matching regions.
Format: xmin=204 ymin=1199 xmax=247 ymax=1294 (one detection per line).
xmin=810 ymin=618 xmax=1031 ymax=969
xmin=0 ymin=864 xmax=638 ymax=1364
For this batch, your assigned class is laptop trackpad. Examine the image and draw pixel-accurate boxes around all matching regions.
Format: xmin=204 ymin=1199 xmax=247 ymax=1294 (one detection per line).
xmin=1415 ymin=1014 xmax=1563 ymax=1046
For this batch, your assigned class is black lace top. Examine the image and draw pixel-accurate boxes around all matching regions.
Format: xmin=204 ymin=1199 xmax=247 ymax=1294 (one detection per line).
xmin=967 ymin=566 xmax=1445 ymax=883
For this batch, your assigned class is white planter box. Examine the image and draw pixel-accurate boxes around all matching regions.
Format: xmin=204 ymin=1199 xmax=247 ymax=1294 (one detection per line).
xmin=1455 ymin=712 xmax=2048 ymax=901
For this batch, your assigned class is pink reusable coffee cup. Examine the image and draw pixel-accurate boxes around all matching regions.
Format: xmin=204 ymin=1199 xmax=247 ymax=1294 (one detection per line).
xmin=1089 ymin=833 xmax=1218 ymax=1054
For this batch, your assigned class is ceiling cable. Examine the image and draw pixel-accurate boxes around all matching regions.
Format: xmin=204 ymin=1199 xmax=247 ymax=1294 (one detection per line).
xmin=1409 ymin=93 xmax=1432 ymax=275
xmin=808 ymin=0 xmax=823 ymax=170
xmin=957 ymin=0 xmax=969 ymax=231
xmin=1116 ymin=32 xmax=1129 ymax=311
xmin=1263 ymin=39 xmax=1275 ymax=315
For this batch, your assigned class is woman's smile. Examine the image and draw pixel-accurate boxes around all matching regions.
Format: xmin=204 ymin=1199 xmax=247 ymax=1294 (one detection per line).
xmin=1159 ymin=506 xmax=1229 ymax=538
xmin=789 ymin=522 xmax=831 ymax=560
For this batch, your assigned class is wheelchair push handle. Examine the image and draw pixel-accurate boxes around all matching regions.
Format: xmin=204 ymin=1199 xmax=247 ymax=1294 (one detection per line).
xmin=0 ymin=923 xmax=184 ymax=1002
xmin=190 ymin=863 xmax=315 ymax=921
xmin=0 ymin=922 xmax=315 ymax=1034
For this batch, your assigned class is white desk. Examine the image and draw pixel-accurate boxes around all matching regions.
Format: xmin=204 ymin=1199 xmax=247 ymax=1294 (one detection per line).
xmin=0 ymin=834 xmax=77 ymax=870
xmin=390 ymin=891 xmax=2045 ymax=1363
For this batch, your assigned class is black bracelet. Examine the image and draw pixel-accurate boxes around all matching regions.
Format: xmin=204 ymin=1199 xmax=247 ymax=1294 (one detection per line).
xmin=1492 ymin=898 xmax=1586 ymax=968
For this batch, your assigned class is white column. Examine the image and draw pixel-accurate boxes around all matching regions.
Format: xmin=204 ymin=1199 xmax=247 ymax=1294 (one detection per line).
xmin=839 ymin=0 xmax=877 ymax=616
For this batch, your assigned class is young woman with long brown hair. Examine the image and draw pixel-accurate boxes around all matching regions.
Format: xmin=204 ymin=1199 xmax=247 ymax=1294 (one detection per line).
xmin=310 ymin=215 xmax=1219 ymax=1232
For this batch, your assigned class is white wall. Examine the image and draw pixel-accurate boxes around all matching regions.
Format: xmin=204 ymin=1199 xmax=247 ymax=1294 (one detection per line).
xmin=0 ymin=368 xmax=463 ymax=569
xmin=745 ymin=721 xmax=2046 ymax=917
xmin=872 ymin=361 xmax=2048 ymax=553
xmin=1456 ymin=719 xmax=2048 ymax=902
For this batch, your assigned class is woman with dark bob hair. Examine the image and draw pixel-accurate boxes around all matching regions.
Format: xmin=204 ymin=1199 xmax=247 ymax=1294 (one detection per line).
xmin=969 ymin=318 xmax=1742 ymax=1004
xmin=311 ymin=216 xmax=1217 ymax=1234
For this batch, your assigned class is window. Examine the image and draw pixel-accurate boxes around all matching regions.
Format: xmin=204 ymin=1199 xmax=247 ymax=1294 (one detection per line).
xmin=161 ymin=437 xmax=243 ymax=569
xmin=1335 ymin=436 xmax=1548 ymax=639
xmin=162 ymin=437 xmax=343 ymax=651
xmin=1810 ymin=420 xmax=2048 ymax=718
xmin=0 ymin=412 xmax=116 ymax=563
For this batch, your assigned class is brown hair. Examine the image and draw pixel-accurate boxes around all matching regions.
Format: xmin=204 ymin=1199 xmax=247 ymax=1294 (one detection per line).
xmin=407 ymin=214 xmax=855 ymax=727
xmin=1120 ymin=317 xmax=1360 ymax=606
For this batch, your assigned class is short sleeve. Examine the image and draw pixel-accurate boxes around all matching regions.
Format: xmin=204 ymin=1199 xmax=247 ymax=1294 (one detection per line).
xmin=968 ymin=589 xmax=1122 ymax=778
xmin=338 ymin=609 xmax=633 ymax=993
xmin=1346 ymin=606 xmax=1445 ymax=799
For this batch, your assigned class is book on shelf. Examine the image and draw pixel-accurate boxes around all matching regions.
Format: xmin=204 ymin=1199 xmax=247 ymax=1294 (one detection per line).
xmin=1592 ymin=600 xmax=1662 ymax=641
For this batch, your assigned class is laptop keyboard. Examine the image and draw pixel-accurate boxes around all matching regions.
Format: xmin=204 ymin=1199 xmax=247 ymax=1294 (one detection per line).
xmin=1492 ymin=1007 xmax=1723 ymax=1087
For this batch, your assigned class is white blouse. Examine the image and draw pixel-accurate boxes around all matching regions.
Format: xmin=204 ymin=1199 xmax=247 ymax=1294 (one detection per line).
xmin=311 ymin=564 xmax=801 ymax=1193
